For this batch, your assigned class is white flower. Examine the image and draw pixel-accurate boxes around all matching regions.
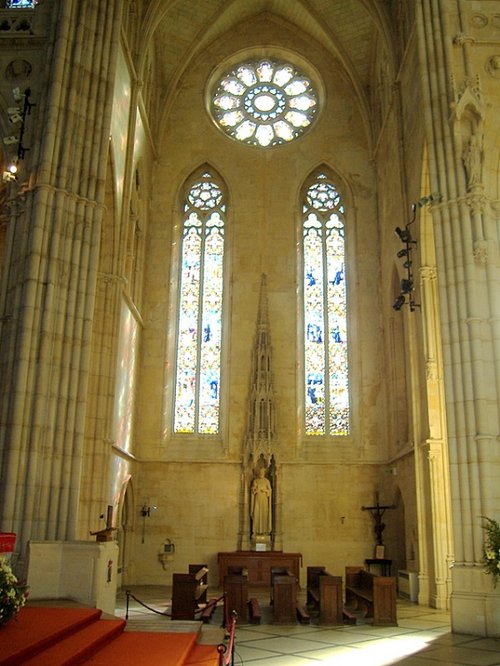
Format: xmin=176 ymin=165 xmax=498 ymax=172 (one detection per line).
xmin=0 ymin=556 xmax=28 ymax=625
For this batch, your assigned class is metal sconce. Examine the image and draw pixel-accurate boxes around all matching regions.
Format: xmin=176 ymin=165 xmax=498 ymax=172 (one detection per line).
xmin=2 ymin=87 xmax=35 ymax=182
xmin=392 ymin=193 xmax=441 ymax=312
xmin=140 ymin=504 xmax=157 ymax=543
xmin=393 ymin=205 xmax=420 ymax=312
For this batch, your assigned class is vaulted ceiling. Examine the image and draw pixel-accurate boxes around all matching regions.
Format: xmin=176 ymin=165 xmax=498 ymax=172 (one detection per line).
xmin=138 ymin=0 xmax=401 ymax=121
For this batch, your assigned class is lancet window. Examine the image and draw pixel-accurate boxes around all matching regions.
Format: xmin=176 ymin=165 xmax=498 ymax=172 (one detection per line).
xmin=302 ymin=172 xmax=349 ymax=436
xmin=173 ymin=171 xmax=226 ymax=435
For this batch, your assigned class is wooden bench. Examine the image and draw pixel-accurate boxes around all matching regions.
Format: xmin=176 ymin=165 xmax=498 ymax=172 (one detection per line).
xmin=248 ymin=596 xmax=261 ymax=624
xmin=345 ymin=566 xmax=397 ymax=626
xmin=189 ymin=563 xmax=209 ymax=604
xmin=224 ymin=572 xmax=249 ymax=623
xmin=200 ymin=597 xmax=218 ymax=623
xmin=270 ymin=566 xmax=289 ymax=605
xmin=171 ymin=564 xmax=209 ymax=620
xmin=296 ymin=603 xmax=311 ymax=625
xmin=306 ymin=566 xmax=344 ymax=625
xmin=272 ymin=568 xmax=297 ymax=624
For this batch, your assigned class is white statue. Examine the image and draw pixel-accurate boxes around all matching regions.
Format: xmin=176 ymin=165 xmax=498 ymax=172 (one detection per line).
xmin=251 ymin=467 xmax=272 ymax=535
xmin=462 ymin=132 xmax=482 ymax=188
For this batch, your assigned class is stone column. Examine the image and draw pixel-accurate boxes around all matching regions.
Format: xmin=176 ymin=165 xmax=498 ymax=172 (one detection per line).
xmin=0 ymin=0 xmax=123 ymax=565
xmin=416 ymin=0 xmax=500 ymax=635
xmin=415 ymin=263 xmax=454 ymax=610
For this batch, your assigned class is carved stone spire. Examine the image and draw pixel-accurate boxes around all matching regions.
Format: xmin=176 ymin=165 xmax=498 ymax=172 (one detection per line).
xmin=238 ymin=274 xmax=281 ymax=551
xmin=246 ymin=274 xmax=276 ymax=454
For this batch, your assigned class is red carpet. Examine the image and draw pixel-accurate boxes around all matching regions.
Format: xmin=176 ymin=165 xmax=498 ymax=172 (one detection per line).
xmin=184 ymin=645 xmax=222 ymax=665
xmin=0 ymin=607 xmax=104 ymax=665
xmin=0 ymin=607 xmax=219 ymax=665
xmin=22 ymin=618 xmax=126 ymax=665
xmin=85 ymin=631 xmax=199 ymax=665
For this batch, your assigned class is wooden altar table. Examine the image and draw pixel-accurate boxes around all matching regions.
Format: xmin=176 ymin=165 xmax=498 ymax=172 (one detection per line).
xmin=218 ymin=551 xmax=302 ymax=586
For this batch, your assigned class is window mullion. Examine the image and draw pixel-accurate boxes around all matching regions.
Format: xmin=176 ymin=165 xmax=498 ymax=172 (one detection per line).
xmin=322 ymin=218 xmax=331 ymax=437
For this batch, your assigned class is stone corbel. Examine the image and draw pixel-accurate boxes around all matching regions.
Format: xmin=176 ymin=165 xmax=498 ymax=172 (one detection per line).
xmin=485 ymin=55 xmax=500 ymax=79
xmin=452 ymin=33 xmax=475 ymax=48
xmin=465 ymin=192 xmax=487 ymax=217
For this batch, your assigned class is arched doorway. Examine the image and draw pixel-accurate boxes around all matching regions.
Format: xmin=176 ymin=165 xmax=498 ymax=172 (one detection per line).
xmin=117 ymin=478 xmax=134 ymax=589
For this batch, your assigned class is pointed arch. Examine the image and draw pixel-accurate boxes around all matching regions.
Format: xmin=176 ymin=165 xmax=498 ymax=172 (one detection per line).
xmin=172 ymin=165 xmax=227 ymax=436
xmin=300 ymin=167 xmax=350 ymax=437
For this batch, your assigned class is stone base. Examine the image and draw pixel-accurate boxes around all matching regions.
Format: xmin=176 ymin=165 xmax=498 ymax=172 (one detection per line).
xmin=27 ymin=540 xmax=118 ymax=615
xmin=451 ymin=564 xmax=500 ymax=637
xmin=252 ymin=534 xmax=271 ymax=551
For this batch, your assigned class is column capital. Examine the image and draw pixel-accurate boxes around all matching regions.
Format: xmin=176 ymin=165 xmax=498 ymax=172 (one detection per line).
xmin=98 ymin=272 xmax=127 ymax=286
xmin=420 ymin=265 xmax=437 ymax=281
xmin=473 ymin=239 xmax=488 ymax=266
xmin=453 ymin=33 xmax=475 ymax=48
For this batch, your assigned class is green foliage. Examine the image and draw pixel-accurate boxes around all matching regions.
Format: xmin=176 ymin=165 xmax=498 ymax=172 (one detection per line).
xmin=482 ymin=516 xmax=500 ymax=588
xmin=0 ymin=557 xmax=28 ymax=626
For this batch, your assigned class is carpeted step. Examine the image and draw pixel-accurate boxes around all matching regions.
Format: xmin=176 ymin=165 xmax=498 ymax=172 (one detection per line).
xmin=184 ymin=644 xmax=220 ymax=665
xmin=21 ymin=618 xmax=126 ymax=665
xmin=83 ymin=630 xmax=204 ymax=665
xmin=0 ymin=607 xmax=103 ymax=665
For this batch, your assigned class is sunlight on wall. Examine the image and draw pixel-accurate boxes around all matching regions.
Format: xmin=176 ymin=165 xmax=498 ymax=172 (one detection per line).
xmin=112 ymin=300 xmax=139 ymax=454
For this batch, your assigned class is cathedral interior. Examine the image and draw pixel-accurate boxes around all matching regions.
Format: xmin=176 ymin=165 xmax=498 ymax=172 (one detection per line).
xmin=0 ymin=0 xmax=500 ymax=638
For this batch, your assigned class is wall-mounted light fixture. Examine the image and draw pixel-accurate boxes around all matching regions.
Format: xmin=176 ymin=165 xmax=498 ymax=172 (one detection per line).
xmin=392 ymin=194 xmax=441 ymax=312
xmin=2 ymin=87 xmax=35 ymax=182
xmin=2 ymin=162 xmax=18 ymax=183
xmin=140 ymin=503 xmax=157 ymax=543
xmin=141 ymin=504 xmax=157 ymax=517
xmin=393 ymin=205 xmax=420 ymax=312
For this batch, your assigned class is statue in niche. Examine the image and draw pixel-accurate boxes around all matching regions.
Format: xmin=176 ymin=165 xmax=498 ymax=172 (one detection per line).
xmin=250 ymin=466 xmax=272 ymax=536
xmin=462 ymin=131 xmax=482 ymax=188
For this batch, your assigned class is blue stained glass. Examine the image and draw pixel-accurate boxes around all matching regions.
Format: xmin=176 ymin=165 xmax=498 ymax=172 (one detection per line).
xmin=174 ymin=227 xmax=201 ymax=433
xmin=174 ymin=175 xmax=225 ymax=435
xmin=6 ymin=0 xmax=37 ymax=7
xmin=198 ymin=224 xmax=224 ymax=433
xmin=303 ymin=175 xmax=349 ymax=436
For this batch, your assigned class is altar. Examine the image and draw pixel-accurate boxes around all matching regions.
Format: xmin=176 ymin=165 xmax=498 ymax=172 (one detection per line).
xmin=218 ymin=551 xmax=302 ymax=586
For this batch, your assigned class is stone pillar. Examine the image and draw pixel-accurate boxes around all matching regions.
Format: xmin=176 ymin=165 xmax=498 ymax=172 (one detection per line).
xmin=416 ymin=0 xmax=500 ymax=635
xmin=0 ymin=0 xmax=123 ymax=565
xmin=414 ymin=263 xmax=454 ymax=610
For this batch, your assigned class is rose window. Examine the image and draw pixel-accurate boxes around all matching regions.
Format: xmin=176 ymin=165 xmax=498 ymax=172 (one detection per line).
xmin=211 ymin=60 xmax=318 ymax=148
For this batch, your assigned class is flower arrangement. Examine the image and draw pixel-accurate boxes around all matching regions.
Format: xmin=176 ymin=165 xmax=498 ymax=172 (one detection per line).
xmin=481 ymin=516 xmax=500 ymax=588
xmin=0 ymin=557 xmax=28 ymax=626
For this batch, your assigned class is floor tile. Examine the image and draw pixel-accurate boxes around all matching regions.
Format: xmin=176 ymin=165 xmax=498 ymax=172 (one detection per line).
xmin=111 ymin=585 xmax=500 ymax=666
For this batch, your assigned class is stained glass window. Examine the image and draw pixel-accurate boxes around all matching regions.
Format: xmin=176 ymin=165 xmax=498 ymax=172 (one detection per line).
xmin=174 ymin=172 xmax=225 ymax=435
xmin=211 ymin=59 xmax=318 ymax=148
xmin=6 ymin=0 xmax=38 ymax=7
xmin=303 ymin=173 xmax=349 ymax=436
